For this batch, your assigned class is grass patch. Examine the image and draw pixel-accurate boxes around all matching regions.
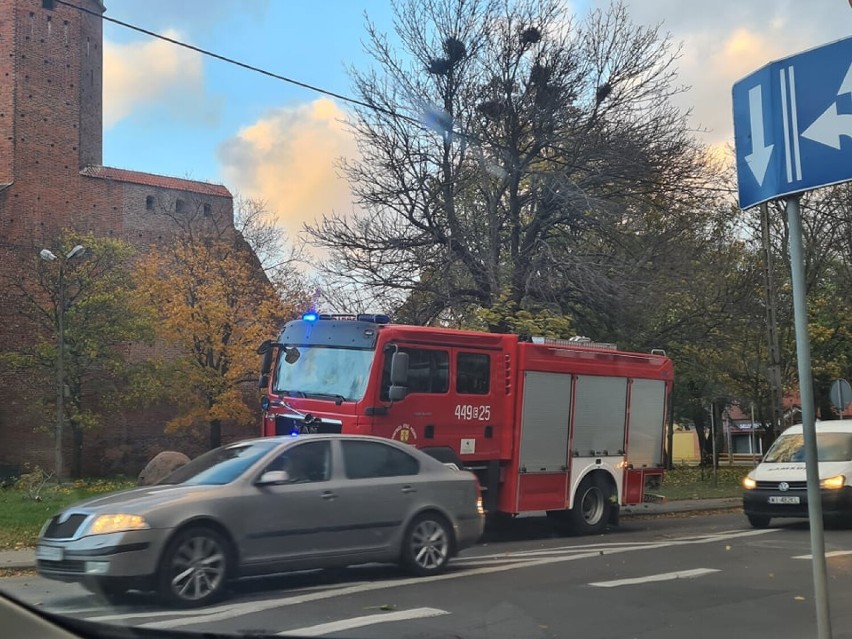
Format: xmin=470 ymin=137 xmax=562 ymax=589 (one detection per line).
xmin=0 ymin=478 xmax=135 ymax=550
xmin=659 ymin=465 xmax=752 ymax=500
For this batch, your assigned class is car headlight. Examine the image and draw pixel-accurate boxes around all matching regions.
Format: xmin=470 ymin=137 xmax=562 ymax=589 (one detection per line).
xmin=88 ymin=514 xmax=150 ymax=535
xmin=820 ymin=475 xmax=846 ymax=490
xmin=742 ymin=476 xmax=757 ymax=490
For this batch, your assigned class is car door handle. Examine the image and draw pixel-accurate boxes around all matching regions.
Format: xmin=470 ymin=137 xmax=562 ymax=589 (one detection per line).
xmin=321 ymin=491 xmax=337 ymax=501
xmin=401 ymin=485 xmax=416 ymax=494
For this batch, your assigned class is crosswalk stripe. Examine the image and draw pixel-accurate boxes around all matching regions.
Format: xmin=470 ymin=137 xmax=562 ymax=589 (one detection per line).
xmin=277 ymin=607 xmax=449 ymax=637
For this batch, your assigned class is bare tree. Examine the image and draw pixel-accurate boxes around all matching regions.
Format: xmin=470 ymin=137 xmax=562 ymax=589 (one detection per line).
xmin=307 ymin=0 xmax=713 ymax=330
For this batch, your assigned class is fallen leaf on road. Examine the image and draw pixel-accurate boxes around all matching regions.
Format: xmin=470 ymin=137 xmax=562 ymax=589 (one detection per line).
xmin=380 ymin=604 xmax=396 ymax=611
xmin=795 ymin=596 xmax=806 ymax=601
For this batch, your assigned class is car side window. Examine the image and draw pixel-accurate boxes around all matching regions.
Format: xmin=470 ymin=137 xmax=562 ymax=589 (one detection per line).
xmin=341 ymin=440 xmax=420 ymax=479
xmin=265 ymin=440 xmax=331 ymax=483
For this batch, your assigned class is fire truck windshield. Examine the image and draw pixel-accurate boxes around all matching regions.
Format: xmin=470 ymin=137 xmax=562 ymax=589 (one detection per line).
xmin=273 ymin=345 xmax=374 ymax=402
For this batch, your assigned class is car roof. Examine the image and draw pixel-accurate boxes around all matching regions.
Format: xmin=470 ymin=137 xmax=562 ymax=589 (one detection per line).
xmin=232 ymin=434 xmax=441 ymax=461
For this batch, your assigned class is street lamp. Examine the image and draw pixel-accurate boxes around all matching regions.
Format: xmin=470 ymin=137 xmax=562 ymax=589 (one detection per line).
xmin=40 ymin=244 xmax=86 ymax=479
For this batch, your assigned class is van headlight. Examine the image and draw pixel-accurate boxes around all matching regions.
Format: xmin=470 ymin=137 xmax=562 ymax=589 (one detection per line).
xmin=742 ymin=476 xmax=757 ymax=490
xmin=820 ymin=475 xmax=846 ymax=490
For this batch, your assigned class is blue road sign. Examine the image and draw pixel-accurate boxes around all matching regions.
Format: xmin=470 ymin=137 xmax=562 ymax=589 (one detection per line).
xmin=733 ymin=36 xmax=852 ymax=209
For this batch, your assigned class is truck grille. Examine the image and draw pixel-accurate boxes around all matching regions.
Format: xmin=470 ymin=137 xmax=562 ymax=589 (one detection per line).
xmin=275 ymin=415 xmax=342 ymax=435
xmin=42 ymin=513 xmax=88 ymax=539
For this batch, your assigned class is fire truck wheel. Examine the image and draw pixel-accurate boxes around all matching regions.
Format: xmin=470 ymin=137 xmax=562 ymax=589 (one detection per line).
xmin=568 ymin=474 xmax=611 ymax=535
xmin=401 ymin=512 xmax=454 ymax=577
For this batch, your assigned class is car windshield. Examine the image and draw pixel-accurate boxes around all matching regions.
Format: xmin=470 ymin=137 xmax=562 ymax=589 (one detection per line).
xmin=762 ymin=432 xmax=852 ymax=463
xmin=4 ymin=0 xmax=852 ymax=638
xmin=273 ymin=345 xmax=374 ymax=401
xmin=158 ymin=441 xmax=279 ymax=485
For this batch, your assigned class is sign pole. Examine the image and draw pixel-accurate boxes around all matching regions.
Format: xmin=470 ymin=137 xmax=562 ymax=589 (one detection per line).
xmin=787 ymin=195 xmax=831 ymax=639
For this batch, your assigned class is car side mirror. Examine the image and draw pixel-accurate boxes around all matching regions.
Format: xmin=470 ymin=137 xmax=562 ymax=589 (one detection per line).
xmin=257 ymin=470 xmax=290 ymax=485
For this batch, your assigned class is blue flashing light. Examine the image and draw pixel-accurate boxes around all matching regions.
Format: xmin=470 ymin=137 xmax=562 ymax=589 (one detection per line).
xmin=302 ymin=312 xmax=319 ymax=322
xmin=289 ymin=428 xmax=300 ymax=437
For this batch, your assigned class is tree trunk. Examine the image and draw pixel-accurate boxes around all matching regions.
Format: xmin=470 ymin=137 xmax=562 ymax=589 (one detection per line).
xmin=210 ymin=419 xmax=222 ymax=450
xmin=693 ymin=412 xmax=710 ymax=466
xmin=72 ymin=424 xmax=83 ymax=479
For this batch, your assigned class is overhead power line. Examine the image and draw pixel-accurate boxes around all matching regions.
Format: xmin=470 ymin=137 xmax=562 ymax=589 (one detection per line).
xmin=53 ymin=0 xmax=422 ymax=127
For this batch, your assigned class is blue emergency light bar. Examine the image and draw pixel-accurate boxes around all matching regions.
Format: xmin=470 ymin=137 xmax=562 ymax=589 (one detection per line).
xmin=301 ymin=312 xmax=391 ymax=324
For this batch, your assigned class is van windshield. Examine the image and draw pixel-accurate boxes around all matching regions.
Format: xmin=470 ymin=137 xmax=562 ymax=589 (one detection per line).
xmin=763 ymin=432 xmax=852 ymax=463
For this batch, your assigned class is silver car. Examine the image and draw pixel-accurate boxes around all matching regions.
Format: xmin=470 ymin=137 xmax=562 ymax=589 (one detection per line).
xmin=35 ymin=435 xmax=484 ymax=607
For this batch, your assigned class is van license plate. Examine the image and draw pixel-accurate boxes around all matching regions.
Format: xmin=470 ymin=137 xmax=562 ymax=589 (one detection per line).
xmin=769 ymin=496 xmax=800 ymax=504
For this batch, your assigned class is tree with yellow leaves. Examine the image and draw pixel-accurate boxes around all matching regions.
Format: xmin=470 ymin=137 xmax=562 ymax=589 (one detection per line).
xmin=136 ymin=197 xmax=310 ymax=449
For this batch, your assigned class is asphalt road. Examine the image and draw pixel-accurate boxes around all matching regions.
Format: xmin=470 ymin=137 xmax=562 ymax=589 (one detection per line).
xmin=4 ymin=512 xmax=852 ymax=638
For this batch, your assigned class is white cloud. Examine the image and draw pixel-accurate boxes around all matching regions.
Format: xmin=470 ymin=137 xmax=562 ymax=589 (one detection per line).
xmin=590 ymin=1 xmax=852 ymax=146
xmin=217 ymin=99 xmax=359 ymax=237
xmin=103 ymin=31 xmax=215 ymax=128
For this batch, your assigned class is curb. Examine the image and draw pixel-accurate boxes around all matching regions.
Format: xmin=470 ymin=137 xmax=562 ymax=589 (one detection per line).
xmin=621 ymin=498 xmax=742 ymax=516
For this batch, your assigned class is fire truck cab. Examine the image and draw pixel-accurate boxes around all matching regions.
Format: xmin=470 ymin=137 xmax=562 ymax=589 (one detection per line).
xmin=259 ymin=313 xmax=673 ymax=535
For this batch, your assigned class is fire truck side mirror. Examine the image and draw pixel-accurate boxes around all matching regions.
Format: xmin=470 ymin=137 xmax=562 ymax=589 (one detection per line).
xmin=258 ymin=374 xmax=269 ymax=390
xmin=388 ymin=385 xmax=407 ymax=402
xmin=259 ymin=340 xmax=274 ymax=375
xmin=388 ymin=351 xmax=409 ymax=402
xmin=390 ymin=351 xmax=409 ymax=385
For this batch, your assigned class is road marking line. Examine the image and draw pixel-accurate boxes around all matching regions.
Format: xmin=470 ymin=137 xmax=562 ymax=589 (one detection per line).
xmin=794 ymin=550 xmax=852 ymax=560
xmin=85 ymin=582 xmax=373 ymax=623
xmin=590 ymin=568 xmax=720 ymax=588
xmin=276 ymin=607 xmax=448 ymax=637
xmin=134 ymin=528 xmax=776 ymax=630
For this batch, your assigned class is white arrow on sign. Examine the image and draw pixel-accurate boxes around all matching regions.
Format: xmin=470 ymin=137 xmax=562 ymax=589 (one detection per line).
xmin=802 ymin=62 xmax=852 ymax=150
xmin=745 ymin=84 xmax=773 ymax=185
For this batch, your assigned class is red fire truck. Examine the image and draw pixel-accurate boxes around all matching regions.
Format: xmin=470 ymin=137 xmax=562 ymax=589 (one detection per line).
xmin=258 ymin=313 xmax=673 ymax=534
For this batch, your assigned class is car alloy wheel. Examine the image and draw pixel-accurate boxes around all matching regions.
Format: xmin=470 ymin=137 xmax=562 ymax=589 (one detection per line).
xmin=404 ymin=513 xmax=452 ymax=576
xmin=159 ymin=526 xmax=230 ymax=607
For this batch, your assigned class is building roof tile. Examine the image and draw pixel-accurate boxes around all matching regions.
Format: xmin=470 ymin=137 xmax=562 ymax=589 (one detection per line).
xmin=80 ymin=166 xmax=232 ymax=198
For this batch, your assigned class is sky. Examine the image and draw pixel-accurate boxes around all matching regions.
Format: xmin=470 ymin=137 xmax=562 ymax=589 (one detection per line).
xmin=101 ymin=1 xmax=852 ymax=240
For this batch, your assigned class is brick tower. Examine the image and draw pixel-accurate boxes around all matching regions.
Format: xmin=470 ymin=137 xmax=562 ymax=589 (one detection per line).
xmin=0 ymin=0 xmax=244 ymax=477
xmin=0 ymin=0 xmax=110 ymax=242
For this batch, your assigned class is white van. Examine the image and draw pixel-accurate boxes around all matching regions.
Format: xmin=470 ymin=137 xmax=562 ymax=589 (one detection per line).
xmin=742 ymin=419 xmax=852 ymax=528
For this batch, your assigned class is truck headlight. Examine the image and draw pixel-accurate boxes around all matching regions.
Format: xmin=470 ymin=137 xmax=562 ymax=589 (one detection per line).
xmin=820 ymin=475 xmax=846 ymax=490
xmin=742 ymin=476 xmax=757 ymax=490
xmin=88 ymin=514 xmax=149 ymax=535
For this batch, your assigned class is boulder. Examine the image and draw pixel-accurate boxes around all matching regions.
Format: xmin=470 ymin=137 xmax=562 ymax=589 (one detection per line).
xmin=137 ymin=451 xmax=190 ymax=486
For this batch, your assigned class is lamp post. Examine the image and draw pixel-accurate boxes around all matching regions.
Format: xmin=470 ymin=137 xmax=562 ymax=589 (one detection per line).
xmin=40 ymin=244 xmax=85 ymax=480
